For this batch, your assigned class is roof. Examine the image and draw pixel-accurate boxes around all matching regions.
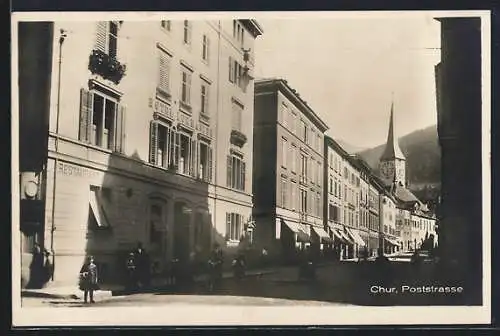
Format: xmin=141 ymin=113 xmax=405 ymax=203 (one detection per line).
xmin=255 ymin=78 xmax=329 ymax=132
xmin=393 ymin=184 xmax=420 ymax=204
xmin=239 ymin=19 xmax=264 ymax=38
xmin=380 ymin=101 xmax=406 ymax=161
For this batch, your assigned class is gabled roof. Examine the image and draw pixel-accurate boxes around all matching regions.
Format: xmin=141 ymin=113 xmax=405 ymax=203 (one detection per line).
xmin=393 ymin=184 xmax=420 ymax=204
xmin=380 ymin=101 xmax=406 ymax=161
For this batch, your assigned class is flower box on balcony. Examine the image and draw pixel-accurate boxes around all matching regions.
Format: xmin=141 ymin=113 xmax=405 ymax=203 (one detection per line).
xmin=230 ymin=129 xmax=247 ymax=147
xmin=88 ymin=49 xmax=126 ymax=85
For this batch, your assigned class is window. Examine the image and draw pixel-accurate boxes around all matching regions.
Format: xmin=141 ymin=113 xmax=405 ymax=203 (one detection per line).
xmin=157 ymin=48 xmax=171 ymax=97
xmin=180 ymin=67 xmax=192 ymax=107
xmin=231 ymin=100 xmax=243 ymax=131
xmin=281 ymin=138 xmax=287 ymax=168
xmin=280 ymin=103 xmax=287 ymax=126
xmin=95 ymin=21 xmax=119 ymax=58
xmin=200 ymin=81 xmax=210 ymax=116
xmin=300 ymin=189 xmax=307 ymax=213
xmin=291 ymin=144 xmax=297 ymax=173
xmin=329 ymin=177 xmax=333 ymax=194
xmin=178 ymin=133 xmax=196 ymax=175
xmin=226 ymin=212 xmax=243 ymax=241
xmin=228 ymin=57 xmax=245 ymax=89
xmin=149 ymin=121 xmax=200 ymax=177
xmin=316 ymin=161 xmax=321 ymax=184
xmin=152 ymin=121 xmax=176 ymax=169
xmin=227 ymin=154 xmax=246 ymax=191
xmin=316 ymin=193 xmax=321 ymax=217
xmin=301 ymin=120 xmax=308 ymax=142
xmin=232 ymin=20 xmax=245 ymax=46
xmin=280 ymin=177 xmax=288 ymax=208
xmin=183 ymin=20 xmax=192 ymax=45
xmin=202 ymin=34 xmax=210 ymax=62
xmin=291 ymin=181 xmax=297 ymax=210
xmin=198 ymin=141 xmax=213 ymax=182
xmin=79 ymin=88 xmax=125 ymax=152
xmin=300 ymin=153 xmax=307 ymax=180
xmin=291 ymin=111 xmax=298 ymax=135
xmin=161 ymin=20 xmax=171 ymax=31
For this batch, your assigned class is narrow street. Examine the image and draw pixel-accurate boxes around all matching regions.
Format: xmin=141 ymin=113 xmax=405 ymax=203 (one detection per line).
xmin=22 ymin=258 xmax=470 ymax=308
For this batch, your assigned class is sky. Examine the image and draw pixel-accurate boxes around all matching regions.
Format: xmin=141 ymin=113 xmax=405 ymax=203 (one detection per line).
xmin=253 ymin=13 xmax=442 ymax=149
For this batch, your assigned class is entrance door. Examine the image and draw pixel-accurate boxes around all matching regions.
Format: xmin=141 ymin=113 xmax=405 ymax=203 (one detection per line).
xmin=173 ymin=202 xmax=191 ymax=262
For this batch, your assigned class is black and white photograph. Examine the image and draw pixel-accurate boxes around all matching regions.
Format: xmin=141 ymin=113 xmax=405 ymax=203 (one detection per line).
xmin=12 ymin=10 xmax=491 ymax=326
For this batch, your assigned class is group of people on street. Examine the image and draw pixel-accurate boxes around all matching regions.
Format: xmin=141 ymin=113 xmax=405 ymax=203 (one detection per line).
xmin=125 ymin=243 xmax=151 ymax=291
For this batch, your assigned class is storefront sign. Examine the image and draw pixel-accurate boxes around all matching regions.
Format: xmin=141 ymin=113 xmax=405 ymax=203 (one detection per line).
xmin=57 ymin=162 xmax=99 ymax=178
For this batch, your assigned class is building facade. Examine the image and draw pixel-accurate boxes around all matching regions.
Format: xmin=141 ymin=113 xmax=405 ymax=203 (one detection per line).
xmin=253 ymin=78 xmax=329 ymax=261
xmin=25 ymin=19 xmax=263 ymax=287
xmin=323 ymin=137 xmax=356 ymax=260
xmin=435 ymin=18 xmax=482 ymax=302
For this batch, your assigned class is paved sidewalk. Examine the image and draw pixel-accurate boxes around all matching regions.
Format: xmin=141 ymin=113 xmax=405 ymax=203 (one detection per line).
xmin=21 ymin=284 xmax=121 ymax=301
xmin=21 ymin=261 xmax=337 ymax=301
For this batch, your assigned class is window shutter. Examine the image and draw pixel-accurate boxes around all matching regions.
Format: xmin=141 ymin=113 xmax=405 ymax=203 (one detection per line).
xmin=207 ymin=146 xmax=213 ymax=182
xmin=115 ymin=104 xmax=126 ymax=153
xmin=226 ymin=213 xmax=231 ymax=240
xmin=206 ymin=37 xmax=210 ymax=62
xmin=187 ymin=72 xmax=191 ymax=104
xmin=149 ymin=121 xmax=159 ymax=165
xmin=190 ymin=138 xmax=197 ymax=177
xmin=174 ymin=132 xmax=181 ymax=169
xmin=229 ymin=57 xmax=234 ymax=82
xmin=109 ymin=103 xmax=117 ymax=151
xmin=158 ymin=51 xmax=170 ymax=93
xmin=241 ymin=161 xmax=246 ymax=191
xmin=95 ymin=21 xmax=108 ymax=52
xmin=79 ymin=88 xmax=93 ymax=143
xmin=187 ymin=21 xmax=192 ymax=44
xmin=227 ymin=155 xmax=232 ymax=187
xmin=205 ymin=85 xmax=210 ymax=115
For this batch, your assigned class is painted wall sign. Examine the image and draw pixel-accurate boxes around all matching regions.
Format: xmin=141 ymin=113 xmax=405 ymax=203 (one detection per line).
xmin=57 ymin=162 xmax=99 ymax=178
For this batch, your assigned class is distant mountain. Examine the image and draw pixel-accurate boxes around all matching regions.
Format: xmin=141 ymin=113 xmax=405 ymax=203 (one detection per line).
xmin=357 ymin=125 xmax=441 ymax=190
xmin=334 ymin=139 xmax=367 ymax=154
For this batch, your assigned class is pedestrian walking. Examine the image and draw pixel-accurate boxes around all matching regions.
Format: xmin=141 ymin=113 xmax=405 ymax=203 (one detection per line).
xmin=79 ymin=256 xmax=99 ymax=304
xmin=207 ymin=243 xmax=224 ymax=291
xmin=126 ymin=252 xmax=137 ymax=291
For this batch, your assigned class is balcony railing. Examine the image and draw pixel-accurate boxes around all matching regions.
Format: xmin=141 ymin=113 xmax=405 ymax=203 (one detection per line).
xmin=197 ymin=122 xmax=213 ymax=139
xmin=230 ymin=129 xmax=247 ymax=147
xmin=88 ymin=49 xmax=126 ymax=85
xmin=178 ymin=111 xmax=194 ymax=129
xmin=153 ymin=99 xmax=174 ymax=121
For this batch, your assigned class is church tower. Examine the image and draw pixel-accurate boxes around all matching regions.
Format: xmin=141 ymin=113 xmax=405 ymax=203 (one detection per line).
xmin=379 ymin=100 xmax=406 ymax=186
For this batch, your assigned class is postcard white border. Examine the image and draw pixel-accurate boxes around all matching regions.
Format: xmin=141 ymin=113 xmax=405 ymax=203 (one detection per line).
xmin=11 ymin=10 xmax=491 ymax=326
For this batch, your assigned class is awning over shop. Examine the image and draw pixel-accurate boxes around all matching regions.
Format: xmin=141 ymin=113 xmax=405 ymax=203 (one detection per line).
xmin=312 ymin=226 xmax=333 ymax=243
xmin=331 ymin=228 xmax=344 ymax=242
xmin=384 ymin=237 xmax=400 ymax=246
xmin=297 ymin=229 xmax=310 ymax=243
xmin=89 ymin=190 xmax=111 ymax=228
xmin=280 ymin=218 xmax=310 ymax=242
xmin=338 ymin=229 xmax=354 ymax=244
xmin=345 ymin=228 xmax=366 ymax=247
xmin=280 ymin=218 xmax=299 ymax=233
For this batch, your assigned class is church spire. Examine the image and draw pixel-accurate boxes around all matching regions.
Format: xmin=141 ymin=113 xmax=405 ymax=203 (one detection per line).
xmin=380 ymin=97 xmax=405 ymax=161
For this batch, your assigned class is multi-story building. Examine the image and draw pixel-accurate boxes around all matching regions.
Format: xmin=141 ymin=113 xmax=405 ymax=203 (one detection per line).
xmin=253 ymin=78 xmax=329 ymax=261
xmin=19 ymin=19 xmax=263 ymax=287
xmin=353 ymin=156 xmax=372 ymax=256
xmin=324 ymin=136 xmax=355 ymax=260
xmin=368 ymin=177 xmax=382 ymax=256
xmin=381 ymin=189 xmax=399 ymax=254
xmin=341 ymin=155 xmax=365 ymax=258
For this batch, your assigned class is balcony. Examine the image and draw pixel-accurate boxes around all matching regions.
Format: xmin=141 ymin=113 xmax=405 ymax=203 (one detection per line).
xmin=197 ymin=122 xmax=213 ymax=139
xmin=178 ymin=111 xmax=194 ymax=130
xmin=153 ymin=99 xmax=174 ymax=121
xmin=230 ymin=129 xmax=247 ymax=147
xmin=88 ymin=49 xmax=126 ymax=85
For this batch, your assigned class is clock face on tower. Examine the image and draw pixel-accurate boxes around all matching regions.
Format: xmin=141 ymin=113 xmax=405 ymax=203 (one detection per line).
xmin=380 ymin=162 xmax=394 ymax=180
